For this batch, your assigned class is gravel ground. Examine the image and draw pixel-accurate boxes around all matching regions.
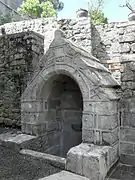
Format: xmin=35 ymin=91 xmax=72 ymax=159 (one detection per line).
xmin=0 ymin=146 xmax=60 ymax=180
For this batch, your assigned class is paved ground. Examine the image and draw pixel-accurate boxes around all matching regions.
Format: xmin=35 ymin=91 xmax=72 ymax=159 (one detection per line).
xmin=0 ymin=146 xmax=135 ymax=180
xmin=0 ymin=127 xmax=135 ymax=180
xmin=0 ymin=146 xmax=60 ymax=180
xmin=108 ymin=164 xmax=135 ymax=180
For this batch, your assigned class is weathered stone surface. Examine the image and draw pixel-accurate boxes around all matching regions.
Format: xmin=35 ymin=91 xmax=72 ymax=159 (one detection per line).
xmin=39 ymin=171 xmax=89 ymax=180
xmin=0 ymin=131 xmax=36 ymax=151
xmin=20 ymin=149 xmax=66 ymax=169
xmin=2 ymin=16 xmax=135 ymax=168
xmin=120 ymin=154 xmax=135 ymax=165
xmin=131 ymin=43 xmax=135 ymax=52
xmin=120 ymin=127 xmax=135 ymax=143
xmin=119 ymin=33 xmax=135 ymax=43
xmin=120 ymin=142 xmax=134 ymax=155
xmin=102 ymin=128 xmax=118 ymax=145
xmin=21 ymin=29 xmax=119 ymax=158
xmin=0 ymin=18 xmax=92 ymax=53
xmin=66 ymin=143 xmax=118 ymax=180
xmin=119 ymin=43 xmax=130 ymax=53
xmin=97 ymin=114 xmax=118 ymax=130
xmin=0 ymin=32 xmax=44 ymax=127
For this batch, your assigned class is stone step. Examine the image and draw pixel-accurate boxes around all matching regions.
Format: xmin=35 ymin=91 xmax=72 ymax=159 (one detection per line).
xmin=38 ymin=171 xmax=89 ymax=180
xmin=0 ymin=131 xmax=36 ymax=151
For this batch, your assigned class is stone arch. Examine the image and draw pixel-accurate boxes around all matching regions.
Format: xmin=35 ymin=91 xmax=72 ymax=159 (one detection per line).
xmin=39 ymin=65 xmax=89 ymax=99
xmin=21 ymin=65 xmax=88 ymax=157
xmin=21 ymin=63 xmax=89 ymax=129
xmin=21 ymin=29 xmax=120 ymax=158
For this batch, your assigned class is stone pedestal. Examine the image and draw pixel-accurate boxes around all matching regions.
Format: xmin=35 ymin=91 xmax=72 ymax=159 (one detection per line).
xmin=66 ymin=143 xmax=119 ymax=180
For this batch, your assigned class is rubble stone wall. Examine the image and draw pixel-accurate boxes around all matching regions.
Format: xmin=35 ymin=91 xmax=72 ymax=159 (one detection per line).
xmin=0 ymin=18 xmax=92 ymax=54
xmin=0 ymin=32 xmax=44 ymax=127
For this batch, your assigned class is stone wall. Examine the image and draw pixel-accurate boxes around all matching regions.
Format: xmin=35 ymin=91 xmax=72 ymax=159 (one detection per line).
xmin=92 ymin=21 xmax=135 ymax=82
xmin=0 ymin=17 xmax=91 ymax=129
xmin=0 ymin=18 xmax=92 ymax=54
xmin=1 ymin=17 xmax=135 ymax=165
xmin=92 ymin=21 xmax=135 ymax=164
xmin=119 ymin=55 xmax=135 ymax=165
xmin=2 ymin=18 xmax=135 ymax=83
xmin=0 ymin=31 xmax=44 ymax=127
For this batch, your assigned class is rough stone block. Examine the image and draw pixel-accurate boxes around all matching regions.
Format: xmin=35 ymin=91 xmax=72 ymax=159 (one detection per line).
xmin=83 ymin=113 xmax=95 ymax=129
xmin=22 ymin=123 xmax=47 ymax=135
xmin=92 ymin=101 xmax=118 ymax=115
xmin=102 ymin=128 xmax=118 ymax=145
xmin=109 ymin=142 xmax=119 ymax=167
xmin=120 ymin=154 xmax=135 ymax=165
xmin=120 ymin=127 xmax=135 ymax=143
xmin=82 ymin=129 xmax=94 ymax=143
xmin=119 ymin=33 xmax=135 ymax=43
xmin=120 ymin=142 xmax=134 ymax=155
xmin=66 ymin=143 xmax=118 ymax=180
xmin=131 ymin=43 xmax=135 ymax=52
xmin=121 ymin=112 xmax=135 ymax=127
xmin=0 ymin=131 xmax=36 ymax=151
xmin=119 ymin=43 xmax=130 ymax=53
xmin=97 ymin=114 xmax=118 ymax=130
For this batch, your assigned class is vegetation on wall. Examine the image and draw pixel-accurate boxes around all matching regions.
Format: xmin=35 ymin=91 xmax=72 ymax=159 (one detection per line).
xmin=88 ymin=0 xmax=107 ymax=24
xmin=17 ymin=0 xmax=64 ymax=18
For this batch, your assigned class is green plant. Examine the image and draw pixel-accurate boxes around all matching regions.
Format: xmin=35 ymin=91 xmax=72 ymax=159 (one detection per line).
xmin=17 ymin=0 xmax=63 ymax=18
xmin=88 ymin=0 xmax=107 ymax=24
xmin=89 ymin=9 xmax=106 ymax=24
xmin=40 ymin=1 xmax=56 ymax=17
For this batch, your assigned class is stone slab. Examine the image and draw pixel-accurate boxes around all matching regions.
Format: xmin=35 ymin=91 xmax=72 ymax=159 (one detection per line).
xmin=20 ymin=149 xmax=66 ymax=169
xmin=0 ymin=131 xmax=36 ymax=151
xmin=0 ymin=132 xmax=36 ymax=144
xmin=66 ymin=143 xmax=119 ymax=180
xmin=38 ymin=171 xmax=89 ymax=180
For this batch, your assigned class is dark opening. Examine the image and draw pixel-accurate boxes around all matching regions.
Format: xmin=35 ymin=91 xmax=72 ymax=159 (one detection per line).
xmin=41 ymin=74 xmax=83 ymax=157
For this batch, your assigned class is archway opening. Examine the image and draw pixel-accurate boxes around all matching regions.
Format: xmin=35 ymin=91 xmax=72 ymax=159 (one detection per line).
xmin=40 ymin=74 xmax=83 ymax=157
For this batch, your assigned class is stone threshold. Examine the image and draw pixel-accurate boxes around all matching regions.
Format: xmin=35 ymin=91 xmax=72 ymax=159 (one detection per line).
xmin=20 ymin=149 xmax=66 ymax=169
